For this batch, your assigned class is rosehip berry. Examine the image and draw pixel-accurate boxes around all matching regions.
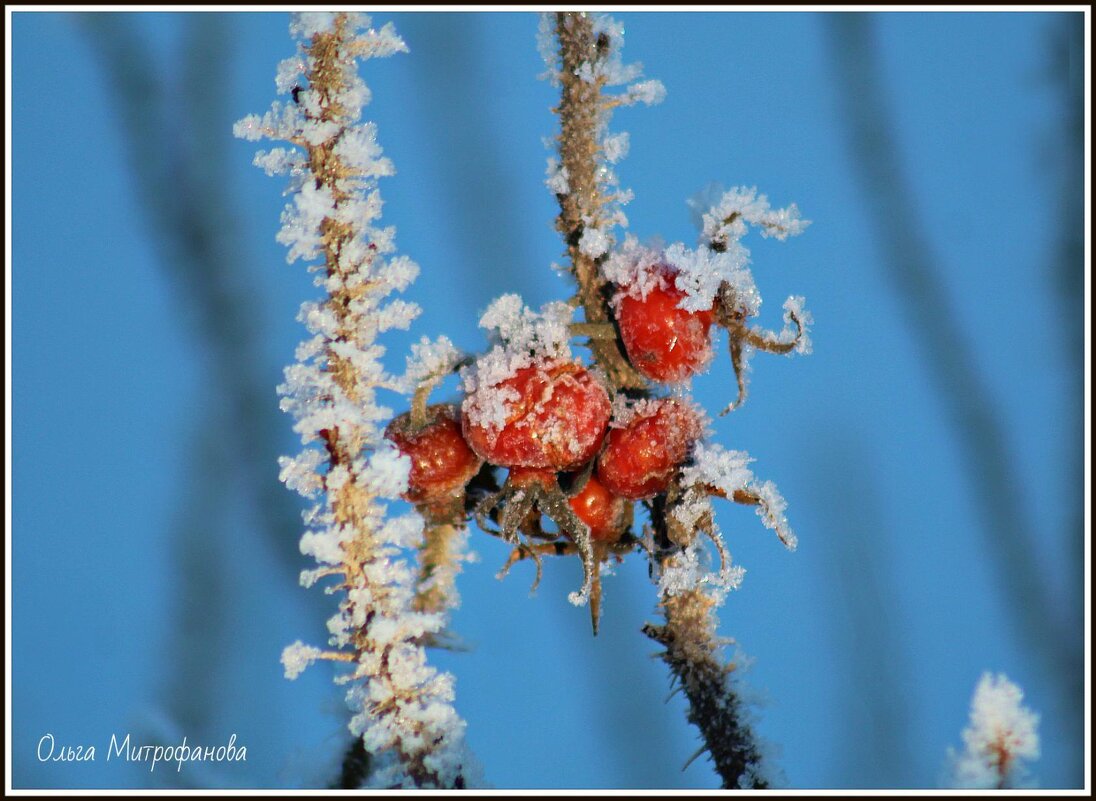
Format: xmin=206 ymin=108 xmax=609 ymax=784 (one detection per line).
xmin=462 ymin=359 xmax=611 ymax=471
xmin=506 ymin=466 xmax=558 ymax=489
xmin=568 ymin=474 xmax=628 ymax=542
xmin=596 ymin=398 xmax=703 ymax=499
xmin=384 ymin=404 xmax=482 ymax=506
xmin=615 ymin=265 xmax=714 ymax=383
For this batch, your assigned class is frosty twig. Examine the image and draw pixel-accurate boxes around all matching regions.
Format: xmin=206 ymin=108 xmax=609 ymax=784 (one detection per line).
xmin=552 ymin=12 xmax=648 ymax=391
xmin=544 ymin=11 xmax=807 ymax=788
xmin=947 ymin=672 xmax=1040 ymax=788
xmin=236 ymin=12 xmax=473 ymax=788
xmin=643 ymin=588 xmax=768 ymax=789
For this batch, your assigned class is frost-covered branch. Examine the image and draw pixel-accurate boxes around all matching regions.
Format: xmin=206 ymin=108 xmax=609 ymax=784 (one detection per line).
xmin=545 ymin=12 xmax=799 ymax=788
xmin=643 ymin=586 xmax=769 ymax=789
xmin=236 ymin=12 xmax=473 ymax=788
xmin=644 ymin=446 xmax=790 ymax=789
xmin=548 ymin=11 xmax=654 ymax=391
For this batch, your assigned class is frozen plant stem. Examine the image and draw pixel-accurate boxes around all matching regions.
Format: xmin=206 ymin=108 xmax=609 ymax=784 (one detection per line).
xmin=237 ymin=13 xmax=471 ymax=788
xmin=643 ymin=588 xmax=767 ymax=789
xmin=554 ymin=12 xmax=647 ymax=391
xmin=549 ymin=12 xmax=770 ymax=788
xmin=412 ymin=522 xmax=468 ymax=632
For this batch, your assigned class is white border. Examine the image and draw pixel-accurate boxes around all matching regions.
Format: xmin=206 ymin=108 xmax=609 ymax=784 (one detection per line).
xmin=4 ymin=4 xmax=1091 ymax=797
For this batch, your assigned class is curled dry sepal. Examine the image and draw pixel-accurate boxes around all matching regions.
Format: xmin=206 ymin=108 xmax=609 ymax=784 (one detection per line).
xmin=946 ymin=672 xmax=1041 ymax=789
xmin=236 ymin=12 xmax=475 ymax=789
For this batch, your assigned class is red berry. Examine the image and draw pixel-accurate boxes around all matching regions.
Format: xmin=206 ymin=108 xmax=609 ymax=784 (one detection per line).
xmin=385 ymin=405 xmax=482 ymax=506
xmin=596 ymin=398 xmax=703 ymax=500
xmin=568 ymin=474 xmax=628 ymax=542
xmin=507 ymin=466 xmax=557 ymax=489
xmin=615 ymin=265 xmax=714 ymax=383
xmin=463 ymin=359 xmax=611 ymax=471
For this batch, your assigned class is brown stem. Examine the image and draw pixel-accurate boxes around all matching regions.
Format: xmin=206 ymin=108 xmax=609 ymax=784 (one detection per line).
xmin=569 ymin=322 xmax=619 ymax=340
xmin=554 ymin=12 xmax=647 ymax=391
xmin=412 ymin=522 xmax=465 ymax=616
xmin=551 ymin=15 xmax=771 ymax=787
xmin=643 ymin=588 xmax=768 ymax=789
xmin=732 ymin=323 xmax=799 ymax=354
xmin=301 ymin=17 xmax=462 ymax=789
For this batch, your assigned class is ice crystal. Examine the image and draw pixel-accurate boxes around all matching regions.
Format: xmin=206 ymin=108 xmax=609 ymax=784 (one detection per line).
xmin=691 ymin=185 xmax=810 ymax=247
xmin=622 ymin=79 xmax=667 ymax=106
xmin=282 ymin=641 xmax=323 ymax=680
xmin=578 ymin=226 xmax=612 ymax=259
xmin=657 ymin=540 xmax=745 ymax=606
xmin=460 ymin=296 xmax=577 ymax=435
xmin=602 ymin=235 xmax=758 ymax=317
xmin=545 ymin=157 xmax=569 ymax=195
xmin=602 ymin=132 xmax=629 ymax=164
xmin=400 ymin=335 xmax=462 ymax=393
xmin=782 ymin=296 xmax=813 ymax=355
xmin=535 ymin=12 xmax=561 ymax=86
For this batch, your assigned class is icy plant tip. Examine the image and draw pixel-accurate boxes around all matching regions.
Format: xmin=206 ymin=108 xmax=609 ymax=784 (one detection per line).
xmin=236 ymin=12 xmax=474 ymax=789
xmin=947 ymin=672 xmax=1040 ymax=789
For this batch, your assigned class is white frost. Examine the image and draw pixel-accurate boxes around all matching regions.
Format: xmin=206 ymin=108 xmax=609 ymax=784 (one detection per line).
xmin=359 ymin=441 xmax=411 ymax=500
xmin=684 ymin=442 xmax=798 ymax=551
xmin=693 ymin=185 xmax=811 ymax=248
xmin=782 ymin=295 xmax=813 ymax=356
xmin=663 ymin=241 xmax=752 ymax=313
xmin=535 ymin=12 xmax=561 ymax=85
xmin=621 ymin=79 xmax=667 ymax=106
xmin=602 ymin=131 xmax=630 ymax=164
xmin=460 ymin=296 xmax=576 ymax=437
xmin=282 ymin=641 xmax=323 ymax=680
xmin=657 ymin=540 xmax=745 ymax=606
xmin=578 ymin=226 xmax=612 ymax=259
xmin=545 ymin=157 xmax=569 ymax=195
xmin=603 ymin=235 xmax=758 ymax=317
xmin=947 ymin=673 xmax=1040 ymax=789
xmin=401 ymin=335 xmax=462 ymax=394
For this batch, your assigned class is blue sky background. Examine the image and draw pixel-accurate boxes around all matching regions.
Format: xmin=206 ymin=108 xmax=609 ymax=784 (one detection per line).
xmin=10 ymin=10 xmax=1087 ymax=790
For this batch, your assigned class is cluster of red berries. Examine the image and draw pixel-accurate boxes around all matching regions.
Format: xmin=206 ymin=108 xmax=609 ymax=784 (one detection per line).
xmin=385 ymin=365 xmax=701 ymax=533
xmin=383 ymin=260 xmax=729 ymax=631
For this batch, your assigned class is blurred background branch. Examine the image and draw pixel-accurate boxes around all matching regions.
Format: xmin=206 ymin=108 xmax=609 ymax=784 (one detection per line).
xmin=1041 ymin=15 xmax=1086 ymax=781
xmin=79 ymin=14 xmax=302 ymax=577
xmin=1042 ymin=13 xmax=1085 ymax=626
xmin=804 ymin=428 xmax=915 ymax=787
xmin=824 ymin=12 xmax=1083 ymax=782
xmin=79 ymin=13 xmax=321 ymax=765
